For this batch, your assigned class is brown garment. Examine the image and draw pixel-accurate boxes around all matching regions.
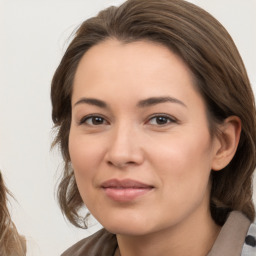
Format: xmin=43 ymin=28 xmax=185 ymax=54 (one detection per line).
xmin=61 ymin=211 xmax=251 ymax=256
xmin=61 ymin=229 xmax=117 ymax=256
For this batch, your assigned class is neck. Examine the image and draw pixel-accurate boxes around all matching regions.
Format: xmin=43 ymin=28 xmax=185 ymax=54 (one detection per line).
xmin=116 ymin=208 xmax=220 ymax=256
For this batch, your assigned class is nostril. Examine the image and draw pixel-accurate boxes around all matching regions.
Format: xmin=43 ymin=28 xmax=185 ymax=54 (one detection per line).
xmin=107 ymin=160 xmax=136 ymax=168
xmin=107 ymin=161 xmax=114 ymax=166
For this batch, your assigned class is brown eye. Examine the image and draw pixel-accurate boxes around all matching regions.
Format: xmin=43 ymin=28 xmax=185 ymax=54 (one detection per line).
xmin=148 ymin=115 xmax=176 ymax=126
xmin=91 ymin=117 xmax=105 ymax=125
xmin=80 ymin=115 xmax=108 ymax=125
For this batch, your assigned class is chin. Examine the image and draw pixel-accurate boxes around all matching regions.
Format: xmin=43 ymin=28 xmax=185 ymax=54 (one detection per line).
xmin=97 ymin=215 xmax=155 ymax=236
xmin=105 ymin=224 xmax=151 ymax=236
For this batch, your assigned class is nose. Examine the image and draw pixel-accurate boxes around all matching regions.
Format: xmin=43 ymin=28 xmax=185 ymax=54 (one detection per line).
xmin=105 ymin=123 xmax=144 ymax=169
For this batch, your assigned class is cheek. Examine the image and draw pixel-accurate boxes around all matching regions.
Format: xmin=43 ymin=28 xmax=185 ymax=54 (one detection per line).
xmin=69 ymin=134 xmax=104 ymax=209
xmin=69 ymin=127 xmax=104 ymax=165
xmin=68 ymin=132 xmax=103 ymax=191
xmin=152 ymin=131 xmax=213 ymax=195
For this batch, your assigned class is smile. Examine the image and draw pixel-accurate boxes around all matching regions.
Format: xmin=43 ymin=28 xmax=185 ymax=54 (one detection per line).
xmin=101 ymin=179 xmax=154 ymax=202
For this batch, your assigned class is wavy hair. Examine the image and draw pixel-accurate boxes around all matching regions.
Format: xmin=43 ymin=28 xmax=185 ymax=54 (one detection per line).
xmin=0 ymin=172 xmax=26 ymax=256
xmin=51 ymin=0 xmax=256 ymax=227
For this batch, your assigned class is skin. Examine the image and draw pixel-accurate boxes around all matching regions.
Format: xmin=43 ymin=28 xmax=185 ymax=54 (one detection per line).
xmin=69 ymin=39 xmax=240 ymax=256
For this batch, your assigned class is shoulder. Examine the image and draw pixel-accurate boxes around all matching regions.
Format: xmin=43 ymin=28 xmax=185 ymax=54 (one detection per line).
xmin=61 ymin=229 xmax=117 ymax=256
xmin=242 ymin=222 xmax=256 ymax=255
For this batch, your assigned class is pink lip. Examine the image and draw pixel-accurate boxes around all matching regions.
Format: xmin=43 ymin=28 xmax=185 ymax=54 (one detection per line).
xmin=101 ymin=179 xmax=154 ymax=202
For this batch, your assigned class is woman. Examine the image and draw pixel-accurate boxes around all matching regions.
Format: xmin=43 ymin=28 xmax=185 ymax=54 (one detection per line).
xmin=0 ymin=172 xmax=26 ymax=256
xmin=51 ymin=0 xmax=256 ymax=255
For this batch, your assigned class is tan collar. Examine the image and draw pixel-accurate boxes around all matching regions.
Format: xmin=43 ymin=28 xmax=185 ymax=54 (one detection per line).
xmin=207 ymin=211 xmax=250 ymax=256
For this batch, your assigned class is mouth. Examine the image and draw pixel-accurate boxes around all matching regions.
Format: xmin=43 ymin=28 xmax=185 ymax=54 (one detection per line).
xmin=101 ymin=179 xmax=154 ymax=202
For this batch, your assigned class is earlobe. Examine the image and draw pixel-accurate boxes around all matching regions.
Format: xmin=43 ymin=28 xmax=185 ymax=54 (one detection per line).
xmin=211 ymin=116 xmax=241 ymax=171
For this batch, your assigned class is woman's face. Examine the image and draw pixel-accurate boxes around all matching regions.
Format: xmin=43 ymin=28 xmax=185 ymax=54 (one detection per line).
xmin=69 ymin=39 xmax=220 ymax=236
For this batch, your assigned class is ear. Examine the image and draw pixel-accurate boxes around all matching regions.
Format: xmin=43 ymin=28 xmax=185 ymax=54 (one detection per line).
xmin=211 ymin=116 xmax=241 ymax=171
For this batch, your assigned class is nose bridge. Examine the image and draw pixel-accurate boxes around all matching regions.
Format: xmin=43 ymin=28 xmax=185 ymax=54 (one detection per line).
xmin=106 ymin=120 xmax=143 ymax=167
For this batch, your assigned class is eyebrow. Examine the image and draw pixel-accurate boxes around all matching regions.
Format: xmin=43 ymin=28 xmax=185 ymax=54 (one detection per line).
xmin=137 ymin=96 xmax=187 ymax=108
xmin=74 ymin=98 xmax=108 ymax=108
xmin=73 ymin=96 xmax=187 ymax=109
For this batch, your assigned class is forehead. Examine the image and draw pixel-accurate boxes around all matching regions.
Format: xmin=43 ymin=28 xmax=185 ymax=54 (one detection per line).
xmin=71 ymin=39 xmax=208 ymax=116
xmin=74 ymin=39 xmax=192 ymax=74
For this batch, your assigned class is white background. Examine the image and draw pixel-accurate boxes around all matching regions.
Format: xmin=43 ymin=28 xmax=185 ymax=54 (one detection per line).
xmin=0 ymin=1 xmax=255 ymax=255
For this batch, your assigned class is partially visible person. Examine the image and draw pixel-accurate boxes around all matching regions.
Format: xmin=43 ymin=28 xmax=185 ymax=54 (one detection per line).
xmin=0 ymin=171 xmax=26 ymax=256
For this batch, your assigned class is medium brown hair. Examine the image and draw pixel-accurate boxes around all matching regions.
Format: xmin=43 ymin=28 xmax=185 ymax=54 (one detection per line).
xmin=0 ymin=172 xmax=26 ymax=256
xmin=51 ymin=0 xmax=256 ymax=228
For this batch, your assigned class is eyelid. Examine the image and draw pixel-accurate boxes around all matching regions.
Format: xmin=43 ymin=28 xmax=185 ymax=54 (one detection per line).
xmin=79 ymin=114 xmax=109 ymax=125
xmin=146 ymin=113 xmax=178 ymax=125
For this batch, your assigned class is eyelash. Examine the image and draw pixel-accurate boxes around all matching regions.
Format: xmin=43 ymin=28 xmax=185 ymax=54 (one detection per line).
xmin=79 ymin=114 xmax=177 ymax=126
xmin=146 ymin=114 xmax=177 ymax=126
xmin=79 ymin=114 xmax=109 ymax=126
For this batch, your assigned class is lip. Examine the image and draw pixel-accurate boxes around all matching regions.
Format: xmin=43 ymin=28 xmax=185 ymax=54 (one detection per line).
xmin=101 ymin=179 xmax=154 ymax=202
